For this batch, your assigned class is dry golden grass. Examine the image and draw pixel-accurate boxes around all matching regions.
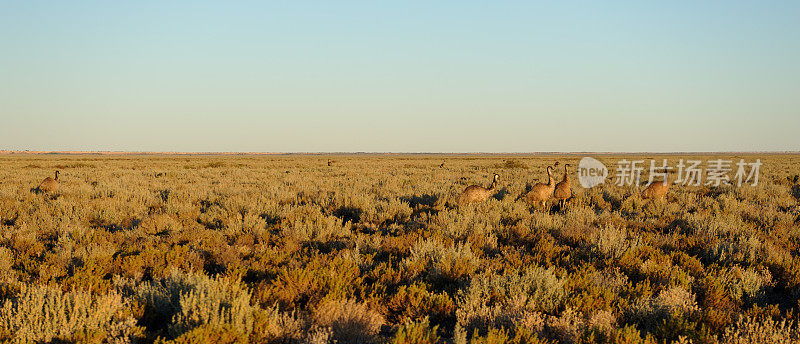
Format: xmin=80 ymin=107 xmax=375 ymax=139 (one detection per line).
xmin=0 ymin=153 xmax=798 ymax=343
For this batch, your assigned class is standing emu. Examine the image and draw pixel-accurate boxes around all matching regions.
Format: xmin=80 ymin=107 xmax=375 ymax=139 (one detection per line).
xmin=524 ymin=166 xmax=556 ymax=209
xmin=554 ymin=163 xmax=572 ymax=209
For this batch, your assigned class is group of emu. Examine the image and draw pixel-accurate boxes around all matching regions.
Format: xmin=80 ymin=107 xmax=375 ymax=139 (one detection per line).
xmin=34 ymin=161 xmax=669 ymax=208
xmin=456 ymin=161 xmax=669 ymax=208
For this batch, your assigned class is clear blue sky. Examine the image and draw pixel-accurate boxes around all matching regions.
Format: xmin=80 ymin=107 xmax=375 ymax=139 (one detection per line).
xmin=1 ymin=1 xmax=798 ymax=152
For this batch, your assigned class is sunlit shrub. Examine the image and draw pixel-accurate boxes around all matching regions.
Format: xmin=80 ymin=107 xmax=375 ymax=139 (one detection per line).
xmin=392 ymin=317 xmax=440 ymax=344
xmin=547 ymin=307 xmax=585 ymax=343
xmin=0 ymin=283 xmax=140 ymax=343
xmin=722 ymin=315 xmax=800 ymax=344
xmin=592 ymin=224 xmax=642 ymax=260
xmin=255 ymin=253 xmax=360 ymax=310
xmin=404 ymin=239 xmax=479 ymax=285
xmin=251 ymin=305 xmax=305 ymax=343
xmin=155 ymin=324 xmax=247 ymax=344
xmin=629 ymin=286 xmax=699 ymax=333
xmin=387 ymin=283 xmax=455 ymax=324
xmin=715 ymin=266 xmax=773 ymax=306
xmin=459 ymin=326 xmax=551 ymax=344
xmin=133 ymin=270 xmax=256 ymax=338
xmin=456 ymin=266 xmax=565 ymax=336
xmin=314 ymin=299 xmax=385 ymax=344
xmin=281 ymin=205 xmax=352 ymax=243
xmin=0 ymin=247 xmax=13 ymax=279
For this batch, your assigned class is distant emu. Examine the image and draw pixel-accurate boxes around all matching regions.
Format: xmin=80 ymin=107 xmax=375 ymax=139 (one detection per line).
xmin=554 ymin=163 xmax=572 ymax=209
xmin=457 ymin=174 xmax=499 ymax=206
xmin=37 ymin=170 xmax=60 ymax=194
xmin=328 ymin=160 xmax=333 ymax=167
xmin=524 ymin=165 xmax=556 ymax=208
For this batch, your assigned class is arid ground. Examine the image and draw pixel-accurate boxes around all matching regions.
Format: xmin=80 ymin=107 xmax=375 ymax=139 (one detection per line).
xmin=0 ymin=154 xmax=799 ymax=343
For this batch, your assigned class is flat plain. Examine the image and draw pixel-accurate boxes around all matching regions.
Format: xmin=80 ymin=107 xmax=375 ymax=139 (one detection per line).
xmin=0 ymin=153 xmax=799 ymax=344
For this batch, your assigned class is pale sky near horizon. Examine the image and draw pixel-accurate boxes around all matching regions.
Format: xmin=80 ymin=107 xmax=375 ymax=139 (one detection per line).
xmin=1 ymin=1 xmax=798 ymax=152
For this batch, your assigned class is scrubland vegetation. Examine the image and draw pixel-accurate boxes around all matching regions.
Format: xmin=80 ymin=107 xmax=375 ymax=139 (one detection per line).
xmin=0 ymin=154 xmax=799 ymax=343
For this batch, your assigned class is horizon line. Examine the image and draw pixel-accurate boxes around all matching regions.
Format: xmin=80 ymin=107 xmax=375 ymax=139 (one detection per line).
xmin=1 ymin=150 xmax=798 ymax=156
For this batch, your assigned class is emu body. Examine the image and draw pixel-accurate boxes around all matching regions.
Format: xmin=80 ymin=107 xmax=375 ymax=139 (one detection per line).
xmin=554 ymin=164 xmax=572 ymax=208
xmin=457 ymin=174 xmax=499 ymax=205
xmin=525 ymin=166 xmax=556 ymax=208
xmin=38 ymin=170 xmax=59 ymax=194
xmin=642 ymin=180 xmax=669 ymax=200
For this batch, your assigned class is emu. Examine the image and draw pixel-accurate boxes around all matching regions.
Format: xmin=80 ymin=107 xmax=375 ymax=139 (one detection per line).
xmin=524 ymin=166 xmax=556 ymax=208
xmin=554 ymin=163 xmax=572 ymax=209
xmin=37 ymin=170 xmax=60 ymax=194
xmin=457 ymin=174 xmax=499 ymax=205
